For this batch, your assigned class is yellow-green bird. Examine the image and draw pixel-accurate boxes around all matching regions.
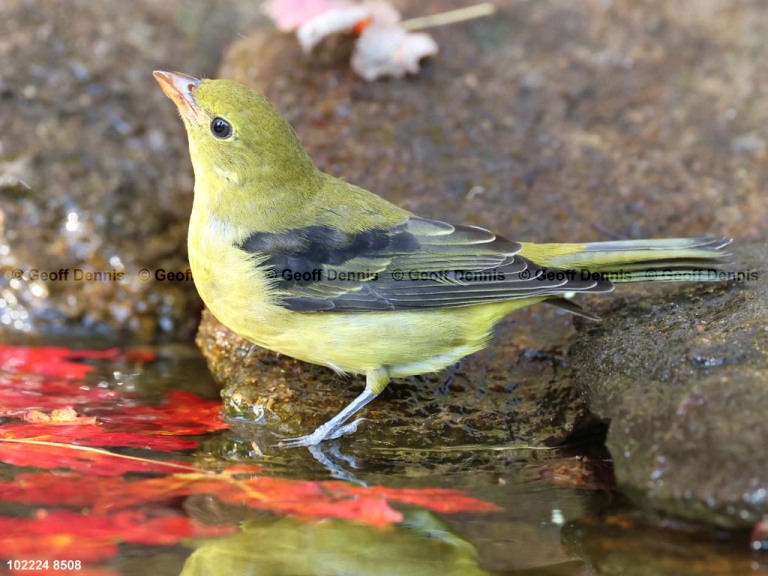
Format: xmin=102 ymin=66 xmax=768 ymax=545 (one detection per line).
xmin=154 ymin=70 xmax=730 ymax=448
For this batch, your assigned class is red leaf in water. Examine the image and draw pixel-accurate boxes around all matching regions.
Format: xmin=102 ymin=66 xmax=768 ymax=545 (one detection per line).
xmin=1 ymin=387 xmax=225 ymax=453
xmin=0 ymin=345 xmax=225 ymax=451
xmin=0 ymin=521 xmax=116 ymax=564
xmin=0 ymin=473 xmax=116 ymax=508
xmin=0 ymin=343 xmax=502 ymax=572
xmin=0 ymin=421 xmax=199 ymax=450
xmin=0 ymin=372 xmax=121 ymax=416
xmin=0 ymin=509 xmax=234 ymax=563
xmin=0 ymin=345 xmax=153 ymax=416
xmin=122 ymin=349 xmax=157 ymax=363
xmin=253 ymin=483 xmax=402 ymax=527
xmin=0 ymin=345 xmax=119 ymax=379
xmin=0 ymin=471 xmax=403 ymax=527
xmin=107 ymin=510 xmax=235 ymax=545
xmin=340 ymin=484 xmax=501 ymax=513
xmin=0 ymin=467 xmax=496 ymax=528
xmin=101 ymin=390 xmax=227 ymax=436
xmin=0 ymin=441 xmax=194 ymax=476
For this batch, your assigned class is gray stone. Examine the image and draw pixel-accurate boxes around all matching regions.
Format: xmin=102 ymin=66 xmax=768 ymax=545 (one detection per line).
xmin=570 ymin=243 xmax=768 ymax=528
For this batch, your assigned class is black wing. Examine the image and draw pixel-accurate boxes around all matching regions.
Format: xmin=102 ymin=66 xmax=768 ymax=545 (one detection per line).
xmin=237 ymin=216 xmax=612 ymax=312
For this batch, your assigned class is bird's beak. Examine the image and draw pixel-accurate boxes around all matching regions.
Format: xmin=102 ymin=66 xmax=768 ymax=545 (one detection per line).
xmin=153 ymin=70 xmax=203 ymax=124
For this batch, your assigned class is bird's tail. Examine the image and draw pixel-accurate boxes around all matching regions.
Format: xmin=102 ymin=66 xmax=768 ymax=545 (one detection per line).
xmin=520 ymin=237 xmax=732 ymax=283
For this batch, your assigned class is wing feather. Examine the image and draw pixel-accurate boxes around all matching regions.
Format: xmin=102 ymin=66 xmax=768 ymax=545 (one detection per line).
xmin=237 ymin=216 xmax=613 ymax=312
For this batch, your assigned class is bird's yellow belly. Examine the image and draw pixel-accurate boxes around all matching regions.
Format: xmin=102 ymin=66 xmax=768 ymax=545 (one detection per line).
xmin=206 ymin=295 xmax=525 ymax=377
xmin=260 ymin=306 xmax=511 ymax=377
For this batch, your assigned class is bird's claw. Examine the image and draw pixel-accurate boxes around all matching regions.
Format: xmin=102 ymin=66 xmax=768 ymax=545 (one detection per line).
xmin=277 ymin=418 xmax=367 ymax=449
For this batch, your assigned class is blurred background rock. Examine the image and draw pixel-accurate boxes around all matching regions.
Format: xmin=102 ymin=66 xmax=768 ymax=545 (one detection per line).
xmin=0 ymin=0 xmax=267 ymax=340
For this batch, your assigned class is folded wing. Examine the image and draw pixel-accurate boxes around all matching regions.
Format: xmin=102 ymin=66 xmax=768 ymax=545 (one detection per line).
xmin=237 ymin=216 xmax=613 ymax=312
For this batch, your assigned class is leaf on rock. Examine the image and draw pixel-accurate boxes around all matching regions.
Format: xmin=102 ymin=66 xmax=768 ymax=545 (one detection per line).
xmin=264 ymin=0 xmax=437 ymax=81
xmin=351 ymin=26 xmax=438 ymax=81
xmin=296 ymin=1 xmax=399 ymax=52
xmin=262 ymin=0 xmax=350 ymax=32
xmin=296 ymin=4 xmax=370 ymax=51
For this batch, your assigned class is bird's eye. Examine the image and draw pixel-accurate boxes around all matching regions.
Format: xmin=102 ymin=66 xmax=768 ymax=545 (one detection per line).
xmin=210 ymin=117 xmax=232 ymax=139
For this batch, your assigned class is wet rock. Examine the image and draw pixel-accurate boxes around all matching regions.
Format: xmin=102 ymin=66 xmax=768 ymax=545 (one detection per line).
xmin=196 ymin=306 xmax=597 ymax=450
xmin=570 ymin=243 xmax=768 ymax=528
xmin=0 ymin=0 xmax=265 ymax=339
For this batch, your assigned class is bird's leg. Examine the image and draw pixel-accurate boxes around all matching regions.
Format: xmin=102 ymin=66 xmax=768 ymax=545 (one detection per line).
xmin=278 ymin=367 xmax=390 ymax=448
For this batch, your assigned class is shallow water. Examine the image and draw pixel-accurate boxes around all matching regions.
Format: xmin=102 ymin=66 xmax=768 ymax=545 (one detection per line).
xmin=0 ymin=341 xmax=758 ymax=575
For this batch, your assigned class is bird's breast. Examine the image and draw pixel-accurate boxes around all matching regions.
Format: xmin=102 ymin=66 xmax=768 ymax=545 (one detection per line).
xmin=188 ymin=207 xmax=290 ymax=345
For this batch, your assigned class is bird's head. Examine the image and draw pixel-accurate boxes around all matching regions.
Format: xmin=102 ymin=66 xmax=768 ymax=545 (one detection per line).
xmin=153 ymin=71 xmax=317 ymax=203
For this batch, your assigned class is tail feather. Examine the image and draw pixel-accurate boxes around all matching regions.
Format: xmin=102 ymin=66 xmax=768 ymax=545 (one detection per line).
xmin=521 ymin=237 xmax=732 ymax=283
xmin=583 ymin=237 xmax=731 ymax=252
xmin=545 ymin=297 xmax=603 ymax=320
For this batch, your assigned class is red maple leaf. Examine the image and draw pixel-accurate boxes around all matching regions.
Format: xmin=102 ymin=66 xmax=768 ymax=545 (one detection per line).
xmin=0 ymin=372 xmax=122 ymax=416
xmin=0 ymin=466 xmax=496 ymax=528
xmin=0 ymin=345 xmax=120 ymax=379
xmin=0 ymin=421 xmax=200 ymax=450
xmin=98 ymin=390 xmax=228 ymax=436
xmin=0 ymin=440 xmax=195 ymax=476
xmin=0 ymin=345 xmax=225 ymax=452
xmin=339 ymin=484 xmax=501 ymax=514
xmin=0 ymin=345 xmax=152 ymax=416
xmin=0 ymin=509 xmax=234 ymax=563
xmin=1 ymin=387 xmax=226 ymax=454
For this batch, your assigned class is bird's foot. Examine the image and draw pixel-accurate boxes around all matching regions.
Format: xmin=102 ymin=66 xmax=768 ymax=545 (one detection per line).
xmin=277 ymin=418 xmax=366 ymax=449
